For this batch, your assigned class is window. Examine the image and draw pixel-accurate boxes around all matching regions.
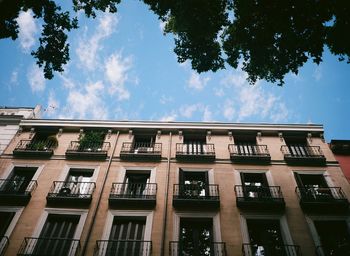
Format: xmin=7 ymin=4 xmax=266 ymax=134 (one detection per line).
xmin=285 ymin=137 xmax=309 ymax=157
xmin=240 ymin=173 xmax=270 ymax=199
xmin=133 ymin=135 xmax=156 ymax=152
xmin=123 ymin=171 xmax=151 ymax=197
xmin=0 ymin=212 xmax=15 ymax=237
xmin=0 ymin=167 xmax=36 ymax=194
xmin=0 ymin=207 xmax=23 ymax=254
xmin=294 ymin=173 xmax=333 ymax=199
xmin=183 ymin=135 xmax=207 ymax=154
xmin=314 ymin=220 xmax=350 ymax=255
xmin=234 ymin=136 xmax=258 ymax=155
xmin=179 ymin=170 xmax=208 ymax=198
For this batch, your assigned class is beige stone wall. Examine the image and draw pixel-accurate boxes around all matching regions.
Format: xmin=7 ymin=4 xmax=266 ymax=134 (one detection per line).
xmin=0 ymin=129 xmax=348 ymax=256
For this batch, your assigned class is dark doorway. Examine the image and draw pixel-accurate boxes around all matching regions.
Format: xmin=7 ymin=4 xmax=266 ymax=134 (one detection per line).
xmin=179 ymin=170 xmax=208 ymax=198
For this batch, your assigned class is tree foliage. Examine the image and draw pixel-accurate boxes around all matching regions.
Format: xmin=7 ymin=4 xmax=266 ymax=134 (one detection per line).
xmin=1 ymin=0 xmax=349 ymax=85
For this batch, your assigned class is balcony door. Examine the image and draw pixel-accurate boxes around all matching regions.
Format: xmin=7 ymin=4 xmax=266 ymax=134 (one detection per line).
xmin=107 ymin=217 xmax=146 ymax=256
xmin=34 ymin=214 xmax=80 ymax=255
xmin=285 ymin=137 xmax=309 ymax=157
xmin=179 ymin=170 xmax=209 ymax=198
xmin=240 ymin=173 xmax=270 ymax=199
xmin=133 ymin=135 xmax=155 ymax=152
xmin=314 ymin=220 xmax=350 ymax=256
xmin=294 ymin=173 xmax=333 ymax=200
xmin=183 ymin=136 xmax=206 ymax=155
xmin=235 ymin=136 xmax=257 ymax=156
xmin=179 ymin=218 xmax=213 ymax=256
xmin=0 ymin=212 xmax=15 ymax=237
xmin=124 ymin=172 xmax=150 ymax=197
xmin=1 ymin=167 xmax=36 ymax=194
xmin=246 ymin=219 xmax=287 ymax=256
xmin=62 ymin=169 xmax=94 ymax=196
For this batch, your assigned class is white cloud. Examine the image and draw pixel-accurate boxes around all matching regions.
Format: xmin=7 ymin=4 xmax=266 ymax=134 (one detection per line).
xmin=180 ymin=104 xmax=200 ymax=118
xmin=104 ymin=53 xmax=133 ymax=100
xmin=76 ymin=12 xmax=118 ymax=70
xmin=60 ymin=75 xmax=75 ymax=89
xmin=313 ymin=65 xmax=322 ymax=81
xmin=10 ymin=70 xmax=18 ymax=85
xmin=159 ymin=21 xmax=166 ymax=32
xmin=160 ymin=112 xmax=178 ymax=121
xmin=16 ymin=10 xmax=38 ymax=52
xmin=160 ymin=95 xmax=173 ymax=105
xmin=223 ymin=100 xmax=235 ymax=121
xmin=27 ymin=64 xmax=45 ymax=92
xmin=214 ymin=87 xmax=225 ymax=97
xmin=202 ymin=107 xmax=213 ymax=122
xmin=59 ymin=81 xmax=108 ymax=119
xmin=187 ymin=72 xmax=210 ymax=91
xmin=45 ymin=91 xmax=60 ymax=117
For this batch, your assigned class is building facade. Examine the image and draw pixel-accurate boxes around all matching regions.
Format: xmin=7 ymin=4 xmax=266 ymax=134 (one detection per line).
xmin=330 ymin=140 xmax=350 ymax=183
xmin=0 ymin=106 xmax=41 ymax=155
xmin=0 ymin=119 xmax=349 ymax=256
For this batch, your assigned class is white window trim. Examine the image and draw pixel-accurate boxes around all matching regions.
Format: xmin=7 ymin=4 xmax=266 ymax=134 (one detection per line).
xmin=117 ymin=166 xmax=156 ymax=183
xmin=32 ymin=208 xmax=88 ymax=240
xmin=176 ymin=168 xmax=215 ymax=184
xmin=0 ymin=163 xmax=44 ymax=181
xmin=58 ymin=164 xmax=100 ymax=182
xmin=239 ymin=214 xmax=295 ymax=247
xmin=234 ymin=169 xmax=274 ymax=186
xmin=293 ymin=170 xmax=334 ymax=187
xmin=0 ymin=206 xmax=24 ymax=237
xmin=305 ymin=215 xmax=350 ymax=250
xmin=172 ymin=211 xmax=222 ymax=243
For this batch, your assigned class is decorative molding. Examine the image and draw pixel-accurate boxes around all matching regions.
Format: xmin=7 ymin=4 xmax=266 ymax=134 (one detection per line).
xmin=228 ymin=131 xmax=233 ymax=141
xmin=278 ymin=132 xmax=283 ymax=142
xmin=207 ymin=130 xmax=212 ymax=141
xmin=157 ymin=130 xmax=161 ymax=139
xmin=58 ymin=128 xmax=63 ymax=137
xmin=178 ymin=130 xmax=183 ymax=140
xmin=29 ymin=128 xmax=35 ymax=139
xmin=107 ymin=129 xmax=112 ymax=139
xmin=257 ymin=132 xmax=262 ymax=141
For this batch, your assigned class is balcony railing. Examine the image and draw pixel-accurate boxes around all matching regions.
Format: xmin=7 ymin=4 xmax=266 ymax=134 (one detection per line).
xmin=94 ymin=240 xmax=152 ymax=256
xmin=0 ymin=236 xmax=9 ymax=256
xmin=316 ymin=244 xmax=350 ymax=256
xmin=169 ymin=241 xmax=227 ymax=256
xmin=0 ymin=179 xmax=37 ymax=205
xmin=173 ymin=184 xmax=220 ymax=208
xmin=229 ymin=144 xmax=271 ymax=164
xmin=46 ymin=181 xmax=96 ymax=206
xmin=296 ymin=187 xmax=349 ymax=212
xmin=109 ymin=183 xmax=157 ymax=208
xmin=176 ymin=143 xmax=215 ymax=162
xmin=17 ymin=237 xmax=80 ymax=256
xmin=13 ymin=139 xmax=56 ymax=158
xmin=120 ymin=142 xmax=162 ymax=161
xmin=242 ymin=243 xmax=301 ymax=256
xmin=235 ymin=185 xmax=285 ymax=210
xmin=65 ymin=141 xmax=110 ymax=160
xmin=281 ymin=145 xmax=326 ymax=166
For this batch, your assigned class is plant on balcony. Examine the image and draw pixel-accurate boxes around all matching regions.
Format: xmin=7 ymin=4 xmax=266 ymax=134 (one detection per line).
xmin=79 ymin=131 xmax=105 ymax=151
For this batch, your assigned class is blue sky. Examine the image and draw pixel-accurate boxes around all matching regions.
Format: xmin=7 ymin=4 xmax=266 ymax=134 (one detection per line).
xmin=0 ymin=1 xmax=349 ymax=141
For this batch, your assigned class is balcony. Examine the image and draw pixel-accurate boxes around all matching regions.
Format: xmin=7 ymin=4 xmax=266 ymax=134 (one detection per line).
xmin=0 ymin=236 xmax=9 ymax=256
xmin=229 ymin=144 xmax=271 ymax=164
xmin=316 ymin=244 xmax=350 ymax=256
xmin=46 ymin=181 xmax=96 ymax=207
xmin=296 ymin=187 xmax=349 ymax=213
xmin=13 ymin=140 xmax=56 ymax=158
xmin=65 ymin=141 xmax=110 ymax=160
xmin=17 ymin=237 xmax=80 ymax=256
xmin=94 ymin=240 xmax=152 ymax=256
xmin=235 ymin=185 xmax=285 ymax=210
xmin=169 ymin=241 xmax=227 ymax=256
xmin=281 ymin=145 xmax=326 ymax=166
xmin=242 ymin=243 xmax=301 ymax=256
xmin=176 ymin=143 xmax=215 ymax=162
xmin=109 ymin=183 xmax=157 ymax=208
xmin=0 ymin=179 xmax=37 ymax=205
xmin=172 ymin=184 xmax=220 ymax=209
xmin=120 ymin=142 xmax=162 ymax=161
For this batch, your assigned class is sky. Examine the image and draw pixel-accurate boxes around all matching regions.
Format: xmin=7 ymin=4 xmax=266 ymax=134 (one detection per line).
xmin=0 ymin=1 xmax=349 ymax=141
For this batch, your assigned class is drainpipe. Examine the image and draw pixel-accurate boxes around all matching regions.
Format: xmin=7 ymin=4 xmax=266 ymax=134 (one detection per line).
xmin=80 ymin=131 xmax=119 ymax=256
xmin=161 ymin=132 xmax=172 ymax=256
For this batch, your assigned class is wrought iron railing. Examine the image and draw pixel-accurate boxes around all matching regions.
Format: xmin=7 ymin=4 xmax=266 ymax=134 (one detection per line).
xmin=0 ymin=179 xmax=37 ymax=195
xmin=229 ymin=144 xmax=270 ymax=156
xmin=235 ymin=185 xmax=284 ymax=201
xmin=281 ymin=145 xmax=324 ymax=158
xmin=66 ymin=141 xmax=110 ymax=153
xmin=176 ymin=143 xmax=215 ymax=156
xmin=47 ymin=181 xmax=96 ymax=199
xmin=17 ymin=237 xmax=80 ymax=256
xmin=173 ymin=184 xmax=219 ymax=200
xmin=316 ymin=244 xmax=350 ymax=256
xmin=296 ymin=187 xmax=347 ymax=202
xmin=242 ymin=243 xmax=301 ymax=256
xmin=169 ymin=241 xmax=227 ymax=256
xmin=110 ymin=183 xmax=157 ymax=199
xmin=0 ymin=236 xmax=9 ymax=256
xmin=120 ymin=142 xmax=162 ymax=154
xmin=14 ymin=139 xmax=57 ymax=152
xmin=94 ymin=240 xmax=152 ymax=256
